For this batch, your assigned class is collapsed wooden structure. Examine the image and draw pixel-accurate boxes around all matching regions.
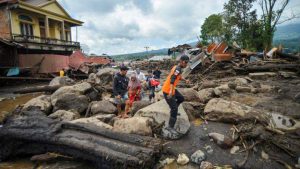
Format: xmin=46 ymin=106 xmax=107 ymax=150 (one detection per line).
xmin=0 ymin=109 xmax=162 ymax=169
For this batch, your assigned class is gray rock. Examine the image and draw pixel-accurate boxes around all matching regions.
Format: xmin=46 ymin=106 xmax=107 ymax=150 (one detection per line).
xmin=49 ymin=76 xmax=74 ymax=86
xmin=96 ymin=68 xmax=117 ymax=86
xmin=90 ymin=100 xmax=117 ymax=115
xmin=182 ymin=102 xmax=205 ymax=120
xmin=51 ymin=83 xmax=91 ymax=106
xmin=190 ymin=150 xmax=206 ymax=164
xmin=177 ymin=88 xmax=201 ymax=102
xmin=204 ymin=98 xmax=254 ymax=123
xmin=23 ymin=95 xmax=52 ymax=115
xmin=71 ymin=117 xmax=113 ymax=129
xmin=200 ymin=161 xmax=213 ymax=169
xmin=234 ymin=78 xmax=248 ymax=86
xmin=49 ymin=110 xmax=80 ymax=121
xmin=72 ymin=82 xmax=92 ymax=94
xmin=113 ymin=117 xmax=153 ymax=136
xmin=208 ymin=132 xmax=233 ymax=148
xmin=135 ymin=99 xmax=190 ymax=135
xmin=92 ymin=114 xmax=116 ymax=124
xmin=198 ymin=88 xmax=215 ymax=103
xmin=53 ymin=93 xmax=89 ymax=114
xmin=213 ymin=84 xmax=231 ymax=96
xmin=131 ymin=100 xmax=151 ymax=115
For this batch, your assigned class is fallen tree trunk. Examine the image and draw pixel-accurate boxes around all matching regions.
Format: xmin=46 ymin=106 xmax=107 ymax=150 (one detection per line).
xmin=241 ymin=63 xmax=300 ymax=72
xmin=13 ymin=85 xmax=63 ymax=94
xmin=0 ymin=109 xmax=162 ymax=169
xmin=276 ymin=51 xmax=300 ymax=61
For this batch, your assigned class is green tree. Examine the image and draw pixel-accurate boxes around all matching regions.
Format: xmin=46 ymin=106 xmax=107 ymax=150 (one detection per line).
xmin=200 ymin=14 xmax=224 ymax=45
xmin=223 ymin=0 xmax=263 ymax=50
xmin=259 ymin=0 xmax=290 ymax=50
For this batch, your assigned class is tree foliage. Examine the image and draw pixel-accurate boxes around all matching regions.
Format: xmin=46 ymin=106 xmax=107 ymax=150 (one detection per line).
xmin=259 ymin=0 xmax=290 ymax=50
xmin=223 ymin=0 xmax=264 ymax=50
xmin=200 ymin=14 xmax=224 ymax=45
xmin=199 ymin=0 xmax=291 ymax=51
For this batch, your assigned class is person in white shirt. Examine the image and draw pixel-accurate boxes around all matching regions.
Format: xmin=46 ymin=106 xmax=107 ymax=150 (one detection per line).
xmin=136 ymin=68 xmax=146 ymax=82
xmin=135 ymin=68 xmax=146 ymax=99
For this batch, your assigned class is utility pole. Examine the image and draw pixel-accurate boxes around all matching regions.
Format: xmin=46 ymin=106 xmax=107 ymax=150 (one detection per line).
xmin=144 ymin=46 xmax=150 ymax=58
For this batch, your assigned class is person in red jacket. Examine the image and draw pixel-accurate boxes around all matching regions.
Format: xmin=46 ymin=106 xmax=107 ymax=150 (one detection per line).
xmin=123 ymin=74 xmax=141 ymax=118
xmin=162 ymin=55 xmax=190 ymax=134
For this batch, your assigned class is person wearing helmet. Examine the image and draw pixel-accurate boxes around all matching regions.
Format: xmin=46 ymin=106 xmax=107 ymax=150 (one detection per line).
xmin=162 ymin=55 xmax=190 ymax=135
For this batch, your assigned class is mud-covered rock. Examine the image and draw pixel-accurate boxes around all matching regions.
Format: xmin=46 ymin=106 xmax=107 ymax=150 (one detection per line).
xmin=182 ymin=102 xmax=205 ymax=120
xmin=200 ymin=161 xmax=213 ymax=169
xmin=135 ymin=100 xmax=190 ymax=135
xmin=96 ymin=68 xmax=117 ymax=86
xmin=177 ymin=88 xmax=201 ymax=102
xmin=208 ymin=132 xmax=233 ymax=148
xmin=204 ymin=98 xmax=255 ymax=123
xmin=131 ymin=100 xmax=151 ymax=115
xmin=49 ymin=76 xmax=74 ymax=86
xmin=90 ymin=100 xmax=117 ymax=115
xmin=92 ymin=114 xmax=116 ymax=124
xmin=176 ymin=153 xmax=189 ymax=165
xmin=70 ymin=117 xmax=113 ymax=129
xmin=48 ymin=110 xmax=80 ymax=121
xmin=51 ymin=82 xmax=91 ymax=105
xmin=190 ymin=150 xmax=206 ymax=164
xmin=53 ymin=93 xmax=89 ymax=114
xmin=23 ymin=95 xmax=52 ymax=115
xmin=113 ymin=117 xmax=152 ymax=136
xmin=198 ymin=88 xmax=215 ymax=103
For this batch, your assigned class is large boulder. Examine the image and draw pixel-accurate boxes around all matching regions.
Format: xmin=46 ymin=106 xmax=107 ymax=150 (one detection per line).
xmin=51 ymin=82 xmax=92 ymax=105
xmin=131 ymin=100 xmax=152 ymax=115
xmin=204 ymin=98 xmax=257 ymax=123
xmin=177 ymin=88 xmax=201 ymax=102
xmin=113 ymin=117 xmax=153 ymax=136
xmin=53 ymin=93 xmax=89 ymax=114
xmin=135 ymin=100 xmax=190 ymax=134
xmin=48 ymin=110 xmax=80 ymax=121
xmin=49 ymin=76 xmax=74 ymax=86
xmin=23 ymin=95 xmax=52 ymax=115
xmin=198 ymin=88 xmax=215 ymax=103
xmin=213 ymin=84 xmax=231 ymax=96
xmin=72 ymin=82 xmax=92 ymax=94
xmin=90 ymin=100 xmax=117 ymax=115
xmin=70 ymin=117 xmax=113 ymax=129
xmin=96 ymin=68 xmax=117 ymax=86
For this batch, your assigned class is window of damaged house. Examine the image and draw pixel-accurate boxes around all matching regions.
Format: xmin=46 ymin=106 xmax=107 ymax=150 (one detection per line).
xmin=19 ymin=15 xmax=34 ymax=38
xmin=39 ymin=19 xmax=46 ymax=38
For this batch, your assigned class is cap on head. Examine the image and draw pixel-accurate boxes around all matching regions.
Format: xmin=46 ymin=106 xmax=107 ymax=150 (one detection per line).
xmin=180 ymin=55 xmax=189 ymax=62
xmin=120 ymin=66 xmax=129 ymax=71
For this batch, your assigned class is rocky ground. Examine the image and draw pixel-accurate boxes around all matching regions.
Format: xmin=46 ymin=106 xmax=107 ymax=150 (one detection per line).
xmin=0 ymin=59 xmax=300 ymax=169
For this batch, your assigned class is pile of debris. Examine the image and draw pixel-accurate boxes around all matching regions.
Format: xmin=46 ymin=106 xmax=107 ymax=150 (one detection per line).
xmin=131 ymin=59 xmax=177 ymax=71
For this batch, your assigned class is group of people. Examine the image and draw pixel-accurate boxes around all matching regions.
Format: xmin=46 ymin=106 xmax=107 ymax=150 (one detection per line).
xmin=113 ymin=66 xmax=162 ymax=118
xmin=113 ymin=55 xmax=190 ymax=135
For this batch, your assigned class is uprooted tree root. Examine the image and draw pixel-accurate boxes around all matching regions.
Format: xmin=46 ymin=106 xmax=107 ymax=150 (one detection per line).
xmin=230 ymin=120 xmax=299 ymax=168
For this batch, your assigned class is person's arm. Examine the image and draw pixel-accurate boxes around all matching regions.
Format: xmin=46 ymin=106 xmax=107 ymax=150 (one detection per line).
xmin=181 ymin=77 xmax=190 ymax=84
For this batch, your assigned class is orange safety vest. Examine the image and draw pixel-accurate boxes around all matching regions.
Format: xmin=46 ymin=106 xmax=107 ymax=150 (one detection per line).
xmin=162 ymin=65 xmax=182 ymax=95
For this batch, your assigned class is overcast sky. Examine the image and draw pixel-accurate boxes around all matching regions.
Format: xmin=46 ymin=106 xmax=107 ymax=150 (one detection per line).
xmin=58 ymin=0 xmax=300 ymax=55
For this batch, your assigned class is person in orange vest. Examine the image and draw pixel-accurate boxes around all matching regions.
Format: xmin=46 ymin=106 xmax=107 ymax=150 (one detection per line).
xmin=162 ymin=55 xmax=190 ymax=135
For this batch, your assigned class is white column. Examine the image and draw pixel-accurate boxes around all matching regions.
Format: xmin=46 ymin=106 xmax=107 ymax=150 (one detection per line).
xmin=45 ymin=16 xmax=49 ymax=38
xmin=61 ymin=21 xmax=65 ymax=41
